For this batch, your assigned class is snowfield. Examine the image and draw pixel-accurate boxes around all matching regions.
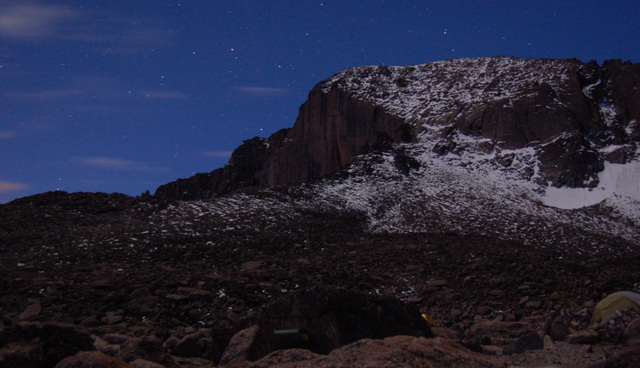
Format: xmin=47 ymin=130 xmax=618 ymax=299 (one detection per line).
xmin=543 ymin=160 xmax=640 ymax=210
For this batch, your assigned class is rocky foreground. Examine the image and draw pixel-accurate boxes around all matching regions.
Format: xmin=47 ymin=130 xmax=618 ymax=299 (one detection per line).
xmin=1 ymin=192 xmax=640 ymax=367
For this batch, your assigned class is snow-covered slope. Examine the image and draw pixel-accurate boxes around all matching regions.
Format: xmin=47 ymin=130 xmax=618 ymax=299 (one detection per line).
xmin=314 ymin=143 xmax=640 ymax=252
xmin=147 ymin=132 xmax=639 ymax=256
xmin=321 ymin=57 xmax=578 ymax=124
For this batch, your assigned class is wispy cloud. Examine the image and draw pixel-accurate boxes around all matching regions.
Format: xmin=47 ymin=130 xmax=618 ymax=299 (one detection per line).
xmin=3 ymin=76 xmax=117 ymax=100
xmin=0 ymin=130 xmax=16 ymax=139
xmin=0 ymin=1 xmax=175 ymax=49
xmin=3 ymin=76 xmax=187 ymax=113
xmin=0 ymin=2 xmax=76 ymax=40
xmin=138 ymin=91 xmax=188 ymax=99
xmin=5 ymin=88 xmax=84 ymax=99
xmin=234 ymin=86 xmax=289 ymax=97
xmin=73 ymin=156 xmax=169 ymax=172
xmin=204 ymin=151 xmax=233 ymax=159
xmin=19 ymin=120 xmax=57 ymax=131
xmin=0 ymin=180 xmax=29 ymax=193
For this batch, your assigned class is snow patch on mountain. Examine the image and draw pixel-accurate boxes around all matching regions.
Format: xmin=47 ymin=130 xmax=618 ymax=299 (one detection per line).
xmin=543 ymin=160 xmax=640 ymax=210
xmin=313 ymin=140 xmax=639 ymax=253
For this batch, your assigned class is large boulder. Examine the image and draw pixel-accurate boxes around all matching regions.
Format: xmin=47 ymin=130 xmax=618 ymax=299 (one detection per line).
xmin=219 ymin=326 xmax=261 ymax=366
xmin=228 ymin=287 xmax=433 ymax=362
xmin=118 ymin=336 xmax=178 ymax=368
xmin=0 ymin=322 xmax=95 ymax=368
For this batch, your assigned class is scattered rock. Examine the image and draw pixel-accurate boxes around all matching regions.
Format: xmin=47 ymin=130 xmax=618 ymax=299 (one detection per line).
xmin=464 ymin=319 xmax=543 ymax=354
xmin=103 ymin=311 xmax=125 ymax=325
xmin=231 ymin=336 xmax=507 ymax=368
xmin=429 ymin=279 xmax=448 ymax=287
xmin=626 ymin=318 xmax=640 ymax=339
xmin=219 ymin=325 xmax=261 ymax=366
xmin=18 ymin=303 xmax=42 ymax=321
xmin=53 ymin=351 xmax=131 ymax=368
xmin=129 ymin=288 xmax=153 ymax=300
xmin=173 ymin=356 xmax=216 ymax=367
xmin=488 ymin=290 xmax=505 ymax=297
xmin=126 ymin=296 xmax=161 ymax=314
xmin=567 ymin=329 xmax=600 ymax=345
xmin=240 ymin=261 xmax=263 ymax=273
xmin=118 ymin=336 xmax=178 ymax=368
xmin=94 ymin=336 xmax=121 ymax=356
xmin=177 ymin=287 xmax=212 ymax=297
xmin=231 ymin=348 xmax=322 ymax=368
xmin=586 ymin=345 xmax=640 ymax=368
xmin=543 ymin=335 xmax=555 ymax=350
xmin=129 ymin=359 xmax=165 ymax=368
xmin=80 ymin=315 xmax=101 ymax=327
xmin=476 ymin=306 xmax=492 ymax=316
xmin=0 ymin=341 xmax=42 ymax=368
xmin=524 ymin=300 xmax=543 ymax=309
xmin=163 ymin=336 xmax=180 ymax=351
xmin=548 ymin=320 xmax=568 ymax=341
xmin=102 ymin=334 xmax=131 ymax=345
xmin=172 ymin=330 xmax=209 ymax=358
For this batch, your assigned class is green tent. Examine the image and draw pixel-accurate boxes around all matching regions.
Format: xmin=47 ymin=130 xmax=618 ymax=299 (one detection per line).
xmin=590 ymin=291 xmax=640 ymax=325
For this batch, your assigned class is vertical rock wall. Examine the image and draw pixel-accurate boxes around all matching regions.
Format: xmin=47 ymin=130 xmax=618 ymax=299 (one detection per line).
xmin=155 ymin=86 xmax=411 ymax=199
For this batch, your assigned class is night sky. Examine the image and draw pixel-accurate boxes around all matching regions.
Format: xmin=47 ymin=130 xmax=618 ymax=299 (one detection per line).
xmin=1 ymin=1 xmax=639 ymax=203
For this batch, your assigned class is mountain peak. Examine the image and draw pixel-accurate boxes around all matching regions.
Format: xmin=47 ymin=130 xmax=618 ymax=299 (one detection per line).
xmin=155 ymin=57 xmax=640 ymax=207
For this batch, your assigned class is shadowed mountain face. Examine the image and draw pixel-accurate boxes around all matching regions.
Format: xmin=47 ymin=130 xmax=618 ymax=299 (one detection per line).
xmin=155 ymin=57 xmax=640 ymax=200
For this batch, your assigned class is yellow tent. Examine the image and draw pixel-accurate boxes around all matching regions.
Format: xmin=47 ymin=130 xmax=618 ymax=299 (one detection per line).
xmin=590 ymin=291 xmax=640 ymax=325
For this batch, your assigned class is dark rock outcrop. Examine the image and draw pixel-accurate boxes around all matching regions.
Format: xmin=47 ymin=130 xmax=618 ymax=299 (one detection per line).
xmin=0 ymin=322 xmax=95 ymax=368
xmin=227 ymin=287 xmax=434 ymax=362
xmin=258 ymin=87 xmax=413 ymax=187
xmin=154 ymin=137 xmax=269 ymax=200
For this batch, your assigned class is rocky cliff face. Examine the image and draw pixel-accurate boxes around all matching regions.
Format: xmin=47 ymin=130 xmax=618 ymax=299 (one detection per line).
xmin=155 ymin=86 xmax=411 ymax=200
xmin=155 ymin=57 xmax=640 ymax=200
xmin=155 ymin=137 xmax=269 ymax=200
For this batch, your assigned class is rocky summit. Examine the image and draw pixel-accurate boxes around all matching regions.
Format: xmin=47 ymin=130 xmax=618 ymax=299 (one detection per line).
xmin=1 ymin=57 xmax=640 ymax=367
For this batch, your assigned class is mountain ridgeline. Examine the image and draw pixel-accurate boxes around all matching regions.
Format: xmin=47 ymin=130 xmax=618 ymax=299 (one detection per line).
xmin=154 ymin=57 xmax=640 ymax=200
